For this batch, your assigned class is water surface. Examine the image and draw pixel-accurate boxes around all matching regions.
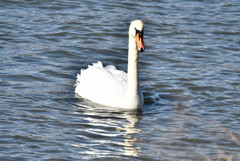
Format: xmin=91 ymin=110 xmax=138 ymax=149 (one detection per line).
xmin=0 ymin=0 xmax=240 ymax=160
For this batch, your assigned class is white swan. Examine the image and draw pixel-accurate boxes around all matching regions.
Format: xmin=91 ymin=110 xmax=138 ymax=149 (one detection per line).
xmin=75 ymin=20 xmax=145 ymax=110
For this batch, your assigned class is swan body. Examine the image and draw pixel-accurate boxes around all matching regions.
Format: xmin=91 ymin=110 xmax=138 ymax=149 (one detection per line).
xmin=75 ymin=20 xmax=145 ymax=110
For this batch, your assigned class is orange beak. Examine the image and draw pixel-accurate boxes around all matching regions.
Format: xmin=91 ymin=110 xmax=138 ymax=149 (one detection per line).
xmin=136 ymin=33 xmax=145 ymax=52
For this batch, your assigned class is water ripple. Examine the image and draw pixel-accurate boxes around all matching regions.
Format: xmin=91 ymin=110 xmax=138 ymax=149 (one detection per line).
xmin=1 ymin=0 xmax=240 ymax=160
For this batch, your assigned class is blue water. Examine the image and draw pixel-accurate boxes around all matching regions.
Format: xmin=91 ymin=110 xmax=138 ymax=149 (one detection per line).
xmin=0 ymin=0 xmax=240 ymax=160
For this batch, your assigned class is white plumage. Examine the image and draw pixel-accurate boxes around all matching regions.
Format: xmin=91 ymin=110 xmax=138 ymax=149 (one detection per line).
xmin=75 ymin=20 xmax=145 ymax=110
xmin=75 ymin=61 xmax=127 ymax=108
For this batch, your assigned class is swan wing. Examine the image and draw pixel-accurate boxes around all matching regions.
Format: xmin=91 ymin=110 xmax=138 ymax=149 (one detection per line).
xmin=75 ymin=62 xmax=127 ymax=107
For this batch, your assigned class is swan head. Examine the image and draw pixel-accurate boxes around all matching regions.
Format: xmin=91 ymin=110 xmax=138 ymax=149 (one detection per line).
xmin=129 ymin=20 xmax=145 ymax=52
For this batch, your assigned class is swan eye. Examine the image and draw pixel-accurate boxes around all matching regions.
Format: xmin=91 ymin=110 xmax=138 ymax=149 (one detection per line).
xmin=135 ymin=28 xmax=144 ymax=38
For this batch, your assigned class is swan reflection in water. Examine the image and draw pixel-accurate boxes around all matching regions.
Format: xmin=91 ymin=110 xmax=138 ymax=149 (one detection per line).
xmin=72 ymin=98 xmax=142 ymax=158
xmin=116 ymin=112 xmax=141 ymax=157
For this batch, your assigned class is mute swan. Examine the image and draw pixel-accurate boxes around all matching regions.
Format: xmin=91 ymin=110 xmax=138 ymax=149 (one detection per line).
xmin=75 ymin=20 xmax=145 ymax=110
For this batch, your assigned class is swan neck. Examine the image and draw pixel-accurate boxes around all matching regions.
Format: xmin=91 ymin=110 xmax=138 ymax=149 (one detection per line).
xmin=124 ymin=34 xmax=142 ymax=109
xmin=127 ymin=35 xmax=139 ymax=89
